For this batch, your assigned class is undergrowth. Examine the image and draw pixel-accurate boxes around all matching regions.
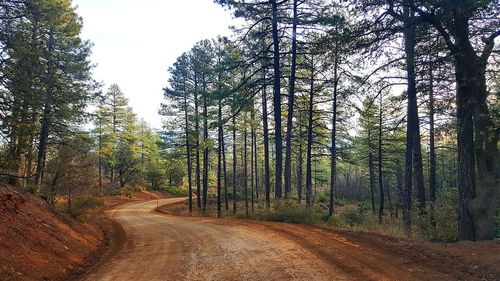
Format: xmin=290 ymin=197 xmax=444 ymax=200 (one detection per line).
xmin=55 ymin=195 xmax=103 ymax=221
xmin=235 ymin=193 xmax=462 ymax=242
xmin=246 ymin=200 xmax=322 ymax=224
xmin=164 ymin=186 xmax=190 ymax=197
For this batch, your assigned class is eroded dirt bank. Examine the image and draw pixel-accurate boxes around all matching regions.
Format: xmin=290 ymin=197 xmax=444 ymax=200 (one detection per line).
xmin=0 ymin=184 xmax=102 ymax=281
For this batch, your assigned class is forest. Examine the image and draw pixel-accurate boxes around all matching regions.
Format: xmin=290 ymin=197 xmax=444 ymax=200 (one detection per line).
xmin=0 ymin=0 xmax=498 ymax=248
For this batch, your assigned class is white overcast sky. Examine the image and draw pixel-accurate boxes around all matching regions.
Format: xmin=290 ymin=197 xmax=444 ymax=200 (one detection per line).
xmin=73 ymin=0 xmax=235 ymax=129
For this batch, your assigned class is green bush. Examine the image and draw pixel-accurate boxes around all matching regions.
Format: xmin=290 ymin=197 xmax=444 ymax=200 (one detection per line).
xmin=120 ymin=186 xmax=137 ymax=198
xmin=329 ymin=205 xmax=364 ymax=226
xmin=415 ymin=188 xmax=458 ymax=242
xmin=250 ymin=201 xmax=322 ymax=224
xmin=333 ymin=198 xmax=354 ymax=207
xmin=324 ymin=204 xmax=366 ymax=229
xmin=56 ymin=195 xmax=103 ymax=220
xmin=164 ymin=186 xmax=189 ymax=197
xmin=341 ymin=205 xmax=365 ymax=226
xmin=317 ymin=192 xmax=329 ymax=204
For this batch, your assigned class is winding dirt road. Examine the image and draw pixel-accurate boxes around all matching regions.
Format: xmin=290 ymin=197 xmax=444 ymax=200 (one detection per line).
xmin=81 ymin=198 xmax=488 ymax=281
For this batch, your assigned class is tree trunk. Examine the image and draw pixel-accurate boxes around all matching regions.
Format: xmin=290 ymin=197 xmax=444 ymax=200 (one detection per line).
xmin=250 ymin=106 xmax=255 ymax=213
xmin=455 ymin=44 xmax=498 ymax=241
xmin=378 ymin=93 xmax=384 ymax=224
xmin=253 ymin=116 xmax=259 ymax=200
xmin=184 ymin=87 xmax=193 ymax=215
xmin=428 ymin=62 xmax=436 ymax=227
xmin=50 ymin=171 xmax=59 ymax=205
xmin=202 ymin=80 xmax=209 ymax=212
xmin=244 ymin=123 xmax=249 ymax=219
xmin=222 ymin=124 xmax=228 ymax=211
xmin=35 ymin=31 xmax=55 ymax=186
xmin=232 ymin=109 xmax=237 ymax=214
xmin=35 ymin=99 xmax=51 ymax=186
xmin=297 ymin=124 xmax=304 ymax=202
xmin=305 ymin=55 xmax=315 ymax=207
xmin=217 ymin=99 xmax=222 ymax=218
xmin=262 ymin=67 xmax=271 ymax=208
xmin=402 ymin=6 xmax=417 ymax=235
xmin=271 ymin=0 xmax=283 ymax=199
xmin=119 ymin=168 xmax=125 ymax=188
xmin=26 ymin=134 xmax=34 ymax=186
xmin=386 ymin=179 xmax=394 ymax=218
xmin=67 ymin=184 xmax=72 ymax=214
xmin=368 ymin=133 xmax=376 ymax=216
xmin=36 ymin=34 xmax=55 ymax=187
xmin=396 ymin=170 xmax=403 ymax=219
xmin=412 ymin=0 xmax=500 ymax=241
xmin=456 ymin=57 xmax=478 ymax=241
xmin=402 ymin=4 xmax=426 ymax=215
xmin=110 ymin=88 xmax=117 ymax=184
xmin=329 ymin=50 xmax=339 ymax=217
xmin=194 ymin=78 xmax=201 ymax=210
xmin=284 ymin=0 xmax=298 ymax=199
xmin=110 ymin=165 xmax=114 ymax=183
xmin=98 ymin=130 xmax=103 ymax=192
xmin=414 ymin=122 xmax=426 ymax=212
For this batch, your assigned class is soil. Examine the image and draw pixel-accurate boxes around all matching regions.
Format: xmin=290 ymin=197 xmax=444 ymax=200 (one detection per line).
xmin=0 ymin=185 xmax=172 ymax=281
xmin=83 ymin=198 xmax=500 ymax=281
xmin=3 ymin=187 xmax=499 ymax=281
xmin=0 ymin=184 xmax=102 ymax=281
xmin=159 ymin=200 xmax=500 ymax=280
xmin=99 ymin=190 xmax=174 ymax=208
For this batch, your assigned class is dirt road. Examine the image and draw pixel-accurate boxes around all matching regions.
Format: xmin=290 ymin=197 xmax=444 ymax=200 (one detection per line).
xmin=81 ymin=198 xmax=492 ymax=281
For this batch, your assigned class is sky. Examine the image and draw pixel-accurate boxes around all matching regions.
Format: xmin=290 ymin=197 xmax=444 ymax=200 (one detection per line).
xmin=73 ymin=0 xmax=236 ymax=129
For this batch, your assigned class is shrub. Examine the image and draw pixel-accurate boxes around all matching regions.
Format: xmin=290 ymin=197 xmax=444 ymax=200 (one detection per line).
xmin=317 ymin=192 xmax=329 ymax=204
xmin=164 ymin=186 xmax=189 ymax=197
xmin=341 ymin=205 xmax=365 ymax=226
xmin=250 ymin=201 xmax=322 ymax=225
xmin=327 ymin=204 xmax=365 ymax=227
xmin=415 ymin=188 xmax=458 ymax=242
xmin=56 ymin=195 xmax=103 ymax=220
xmin=120 ymin=186 xmax=137 ymax=198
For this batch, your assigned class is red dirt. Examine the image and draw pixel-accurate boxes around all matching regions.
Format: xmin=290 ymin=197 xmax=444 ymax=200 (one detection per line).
xmin=158 ymin=200 xmax=500 ymax=281
xmin=0 ymin=184 xmax=102 ymax=281
xmin=3 ymin=188 xmax=499 ymax=281
xmin=0 ymin=185 xmax=173 ymax=281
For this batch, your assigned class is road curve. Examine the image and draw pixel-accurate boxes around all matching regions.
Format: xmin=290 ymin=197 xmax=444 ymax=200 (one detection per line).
xmin=82 ymin=198 xmax=461 ymax=281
